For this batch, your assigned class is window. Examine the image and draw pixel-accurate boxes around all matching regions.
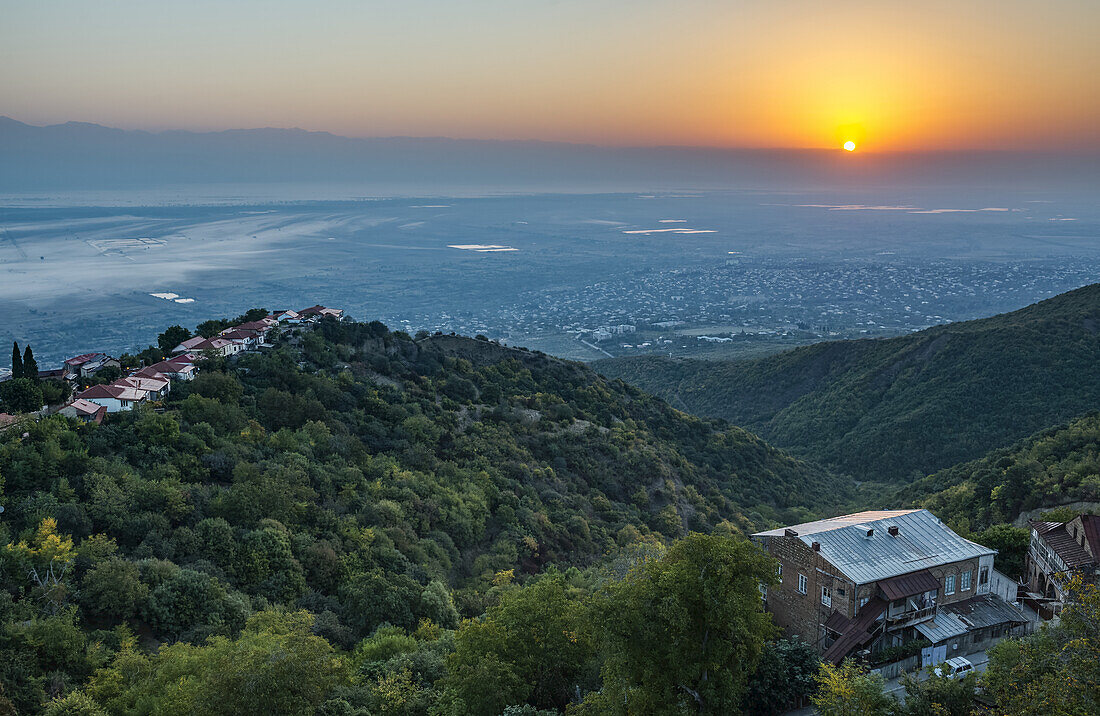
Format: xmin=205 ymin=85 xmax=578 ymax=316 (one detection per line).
xmin=979 ymin=567 xmax=989 ymax=586
xmin=859 ymin=596 xmax=869 ymax=609
xmin=945 ymin=575 xmax=956 ymax=595
xmin=961 ymin=570 xmax=972 ymax=591
xmin=798 ymin=574 xmax=807 ymax=595
xmin=777 ymin=563 xmax=783 ymax=583
xmin=821 ymin=586 xmax=832 ymax=607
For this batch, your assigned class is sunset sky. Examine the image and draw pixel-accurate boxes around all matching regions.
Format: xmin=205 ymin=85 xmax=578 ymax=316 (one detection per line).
xmin=3 ymin=0 xmax=1098 ymax=152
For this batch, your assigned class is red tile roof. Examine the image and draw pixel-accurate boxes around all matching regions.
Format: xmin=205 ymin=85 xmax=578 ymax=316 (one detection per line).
xmin=65 ymin=352 xmax=107 ymax=366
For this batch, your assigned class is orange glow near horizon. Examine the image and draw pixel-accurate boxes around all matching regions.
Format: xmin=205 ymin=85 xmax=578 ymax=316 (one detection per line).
xmin=2 ymin=1 xmax=1099 ymax=153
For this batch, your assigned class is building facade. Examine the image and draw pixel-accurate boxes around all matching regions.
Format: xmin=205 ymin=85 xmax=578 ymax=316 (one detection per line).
xmin=753 ymin=510 xmax=1028 ymax=666
xmin=1025 ymin=515 xmax=1100 ymax=614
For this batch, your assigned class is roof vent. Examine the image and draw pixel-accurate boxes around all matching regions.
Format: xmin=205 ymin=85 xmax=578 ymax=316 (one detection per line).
xmin=784 ymin=529 xmax=799 ymax=537
xmin=812 ymin=541 xmax=821 ymax=551
xmin=864 ymin=528 xmax=874 ymax=538
xmin=888 ymin=526 xmax=899 ymax=537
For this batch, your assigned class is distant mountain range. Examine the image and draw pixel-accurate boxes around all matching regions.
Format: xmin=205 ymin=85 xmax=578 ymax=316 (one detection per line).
xmin=597 ymin=283 xmax=1100 ymax=482
xmin=2 ymin=116 xmax=1097 ymax=192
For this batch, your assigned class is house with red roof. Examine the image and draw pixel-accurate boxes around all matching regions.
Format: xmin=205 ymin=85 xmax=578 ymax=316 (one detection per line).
xmin=59 ymin=398 xmax=107 ymax=424
xmin=171 ymin=336 xmax=208 ymax=353
xmin=63 ymin=353 xmax=120 ymax=381
xmin=138 ymin=359 xmax=197 ymax=381
xmin=77 ymin=383 xmax=147 ymax=413
xmin=117 ymin=375 xmax=171 ymax=400
xmin=297 ymin=305 xmax=344 ymax=322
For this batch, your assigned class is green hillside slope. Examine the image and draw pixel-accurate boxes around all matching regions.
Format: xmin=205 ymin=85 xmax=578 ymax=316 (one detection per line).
xmin=597 ymin=283 xmax=1100 ymax=481
xmin=0 ymin=317 xmax=844 ymax=711
xmin=899 ymin=411 xmax=1100 ymax=533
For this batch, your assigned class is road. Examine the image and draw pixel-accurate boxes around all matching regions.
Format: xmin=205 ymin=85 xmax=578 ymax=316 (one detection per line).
xmin=784 ymin=650 xmax=990 ymax=715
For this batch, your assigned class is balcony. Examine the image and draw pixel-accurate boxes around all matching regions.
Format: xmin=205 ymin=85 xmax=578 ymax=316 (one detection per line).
xmin=886 ymin=604 xmax=936 ymax=628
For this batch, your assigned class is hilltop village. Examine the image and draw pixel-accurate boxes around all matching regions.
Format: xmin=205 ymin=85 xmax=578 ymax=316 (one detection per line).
xmin=1 ymin=305 xmax=342 ymax=425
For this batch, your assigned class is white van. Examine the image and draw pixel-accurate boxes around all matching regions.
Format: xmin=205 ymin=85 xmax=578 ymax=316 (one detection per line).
xmin=934 ymin=656 xmax=974 ymax=680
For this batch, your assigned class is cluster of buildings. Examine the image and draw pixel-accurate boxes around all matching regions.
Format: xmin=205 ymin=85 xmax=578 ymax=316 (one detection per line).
xmin=1023 ymin=513 xmax=1100 ymax=617
xmin=37 ymin=305 xmax=342 ymax=423
xmin=753 ymin=509 xmax=1035 ymax=673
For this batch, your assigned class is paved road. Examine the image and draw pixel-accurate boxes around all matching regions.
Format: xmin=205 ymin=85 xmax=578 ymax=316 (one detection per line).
xmin=784 ymin=651 xmax=990 ymax=715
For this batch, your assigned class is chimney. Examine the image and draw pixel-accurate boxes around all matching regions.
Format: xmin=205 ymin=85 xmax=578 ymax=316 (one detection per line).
xmin=812 ymin=541 xmax=820 ymax=551
xmin=888 ymin=525 xmax=899 ymax=537
xmin=784 ymin=528 xmax=798 ymax=537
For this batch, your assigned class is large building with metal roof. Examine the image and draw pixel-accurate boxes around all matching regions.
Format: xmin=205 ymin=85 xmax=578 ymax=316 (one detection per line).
xmin=753 ymin=509 xmax=1029 ymax=667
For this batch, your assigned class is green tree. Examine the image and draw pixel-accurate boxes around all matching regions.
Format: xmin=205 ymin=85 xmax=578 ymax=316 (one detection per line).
xmin=442 ymin=574 xmax=593 ymax=715
xmin=741 ymin=638 xmax=820 ymax=715
xmin=984 ymin=575 xmax=1100 ymax=716
xmin=87 ymin=610 xmax=348 ymax=715
xmin=158 ymin=325 xmax=192 ymax=354
xmin=810 ymin=661 xmax=893 ymax=716
xmin=42 ymin=690 xmax=106 ymax=716
xmin=196 ymin=319 xmax=231 ymax=338
xmin=21 ymin=346 xmax=38 ymax=381
xmin=972 ymin=524 xmax=1030 ymax=580
xmin=0 ymin=378 xmax=43 ymax=413
xmin=895 ymin=670 xmax=976 ymax=716
xmin=80 ymin=559 xmax=149 ymax=621
xmin=38 ymin=379 xmax=71 ymax=406
xmin=582 ymin=533 xmax=779 ymax=715
xmin=11 ymin=341 xmax=21 ymax=379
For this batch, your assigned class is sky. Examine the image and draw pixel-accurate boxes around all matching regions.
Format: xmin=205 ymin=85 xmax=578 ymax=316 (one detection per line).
xmin=2 ymin=0 xmax=1098 ymax=152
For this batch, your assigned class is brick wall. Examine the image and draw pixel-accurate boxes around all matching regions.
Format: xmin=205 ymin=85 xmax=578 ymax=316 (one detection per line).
xmin=760 ymin=536 xmax=857 ymax=649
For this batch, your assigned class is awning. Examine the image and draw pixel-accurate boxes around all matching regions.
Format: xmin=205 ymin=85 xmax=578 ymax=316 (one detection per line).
xmin=880 ymin=569 xmax=940 ymax=601
xmin=822 ymin=598 xmax=887 ymax=664
xmin=914 ymin=613 xmax=968 ymax=643
xmin=824 ymin=610 xmax=851 ymax=634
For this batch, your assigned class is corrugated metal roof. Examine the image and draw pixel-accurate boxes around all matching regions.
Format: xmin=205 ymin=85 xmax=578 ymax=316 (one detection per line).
xmin=754 ymin=510 xmax=921 ymax=537
xmin=915 ymin=613 xmax=969 ymax=643
xmin=1032 ymin=520 xmax=1097 ymax=569
xmin=823 ymin=610 xmax=851 ymax=634
xmin=943 ymin=594 xmax=1028 ymax=629
xmin=880 ymin=569 xmax=941 ymax=601
xmin=755 ymin=509 xmax=995 ymax=584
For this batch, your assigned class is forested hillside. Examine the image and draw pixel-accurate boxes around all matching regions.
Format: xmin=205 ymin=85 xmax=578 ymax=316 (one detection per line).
xmin=597 ymin=283 xmax=1100 ymax=481
xmin=0 ymin=316 xmax=842 ymax=714
xmin=900 ymin=412 xmax=1100 ymax=534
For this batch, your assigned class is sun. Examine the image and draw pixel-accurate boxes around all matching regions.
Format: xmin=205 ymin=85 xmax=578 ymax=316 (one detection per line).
xmin=843 ymin=140 xmax=856 ymax=152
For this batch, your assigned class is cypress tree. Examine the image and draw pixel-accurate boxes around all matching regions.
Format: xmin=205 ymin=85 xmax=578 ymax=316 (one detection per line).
xmin=11 ymin=341 xmax=22 ymax=379
xmin=22 ymin=345 xmax=38 ymax=381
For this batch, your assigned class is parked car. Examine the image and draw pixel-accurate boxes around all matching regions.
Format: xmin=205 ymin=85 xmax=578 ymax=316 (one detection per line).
xmin=934 ymin=656 xmax=974 ymax=680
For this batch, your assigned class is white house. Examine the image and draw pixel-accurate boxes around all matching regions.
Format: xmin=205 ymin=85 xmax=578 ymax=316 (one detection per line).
xmin=172 ymin=336 xmax=207 ymax=353
xmin=58 ymin=398 xmax=107 ymax=423
xmin=141 ymin=359 xmax=197 ymax=381
xmin=185 ymin=337 xmax=243 ymax=357
xmin=63 ymin=353 xmax=120 ymax=380
xmin=76 ymin=384 xmax=148 ymax=413
xmin=117 ymin=376 xmax=171 ymax=400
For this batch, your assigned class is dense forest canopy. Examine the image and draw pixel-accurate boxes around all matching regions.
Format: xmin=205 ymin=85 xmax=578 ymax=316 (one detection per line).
xmin=0 ymin=315 xmax=845 ymax=714
xmin=900 ymin=412 xmax=1100 ymax=535
xmin=596 ymin=283 xmax=1100 ymax=482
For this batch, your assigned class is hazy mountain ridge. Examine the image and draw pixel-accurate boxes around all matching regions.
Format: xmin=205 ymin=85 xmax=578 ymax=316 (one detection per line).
xmin=596 ymin=283 xmax=1100 ymax=481
xmin=3 ymin=116 xmax=1096 ymax=192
